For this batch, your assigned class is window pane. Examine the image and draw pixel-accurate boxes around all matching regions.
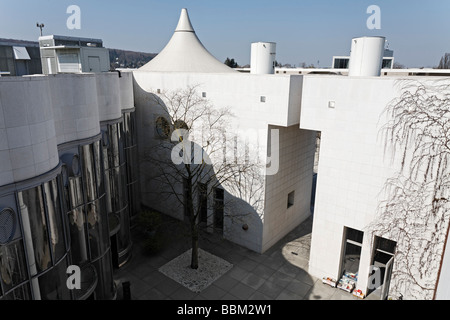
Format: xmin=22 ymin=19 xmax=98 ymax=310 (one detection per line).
xmin=67 ymin=207 xmax=88 ymax=265
xmin=19 ymin=187 xmax=52 ymax=273
xmin=109 ymin=124 xmax=120 ymax=168
xmin=43 ymin=180 xmax=66 ymax=262
xmin=81 ymin=144 xmax=97 ymax=202
xmin=346 ymin=227 xmax=364 ymax=244
xmin=0 ymin=240 xmax=28 ymax=293
xmin=86 ymin=199 xmax=109 ymax=260
xmin=0 ymin=282 xmax=31 ymax=300
xmin=69 ymin=177 xmax=84 ymax=209
xmin=93 ymin=251 xmax=115 ymax=300
xmin=93 ymin=140 xmax=104 ymax=195
xmin=117 ymin=207 xmax=131 ymax=253
xmin=38 ymin=257 xmax=71 ymax=300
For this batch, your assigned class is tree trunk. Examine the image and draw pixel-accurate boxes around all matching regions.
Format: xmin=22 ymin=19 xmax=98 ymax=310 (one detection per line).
xmin=186 ymin=176 xmax=199 ymax=269
xmin=191 ymin=223 xmax=199 ymax=269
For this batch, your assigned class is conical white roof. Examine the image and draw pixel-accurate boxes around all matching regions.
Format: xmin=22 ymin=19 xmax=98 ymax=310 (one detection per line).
xmin=139 ymin=8 xmax=236 ymax=73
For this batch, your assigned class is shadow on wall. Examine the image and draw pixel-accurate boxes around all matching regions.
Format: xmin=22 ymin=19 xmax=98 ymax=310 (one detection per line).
xmin=132 ymin=82 xmax=265 ymax=253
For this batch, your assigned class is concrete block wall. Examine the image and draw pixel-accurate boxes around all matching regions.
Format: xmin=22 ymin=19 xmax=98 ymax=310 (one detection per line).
xmin=49 ymin=74 xmax=100 ymax=145
xmin=0 ymin=76 xmax=58 ymax=184
xmin=262 ymin=125 xmax=316 ymax=252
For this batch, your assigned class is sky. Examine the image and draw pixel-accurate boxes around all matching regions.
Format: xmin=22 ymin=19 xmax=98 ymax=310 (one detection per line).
xmin=1 ymin=0 xmax=450 ymax=68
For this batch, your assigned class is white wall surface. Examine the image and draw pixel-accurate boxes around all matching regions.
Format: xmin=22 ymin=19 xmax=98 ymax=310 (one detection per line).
xmin=262 ymin=125 xmax=316 ymax=252
xmin=301 ymin=75 xmax=401 ymax=292
xmin=49 ymin=74 xmax=100 ymax=145
xmin=0 ymin=76 xmax=58 ymax=184
xmin=96 ymin=72 xmax=122 ymax=122
xmin=119 ymin=71 xmax=135 ymax=110
xmin=435 ymin=233 xmax=450 ymax=299
xmin=300 ymin=75 xmax=450 ymax=298
xmin=133 ymin=71 xmax=313 ymax=252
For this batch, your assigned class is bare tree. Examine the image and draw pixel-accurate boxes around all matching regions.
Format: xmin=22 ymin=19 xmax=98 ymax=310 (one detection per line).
xmin=370 ymin=79 xmax=450 ymax=299
xmin=143 ymin=85 xmax=264 ymax=269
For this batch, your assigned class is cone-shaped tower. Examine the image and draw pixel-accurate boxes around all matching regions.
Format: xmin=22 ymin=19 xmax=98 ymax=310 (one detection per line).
xmin=139 ymin=8 xmax=236 ymax=73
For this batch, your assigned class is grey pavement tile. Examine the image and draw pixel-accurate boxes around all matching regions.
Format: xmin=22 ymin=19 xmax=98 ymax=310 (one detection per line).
xmin=277 ymin=262 xmax=303 ymax=278
xmin=228 ymin=282 xmax=256 ymax=300
xmin=330 ymin=288 xmax=359 ymax=300
xmin=116 ymin=273 xmax=152 ymax=298
xmin=146 ymin=255 xmax=170 ymax=268
xmin=220 ymin=293 xmax=240 ymax=300
xmin=225 ymin=251 xmax=247 ymax=264
xmin=285 ymin=278 xmax=312 ymax=299
xmin=261 ymin=256 xmax=286 ymax=270
xmin=240 ymin=273 xmax=266 ymax=290
xmin=266 ymin=270 xmax=295 ymax=289
xmin=256 ymin=279 xmax=285 ymax=299
xmin=212 ymin=274 xmax=240 ymax=292
xmin=295 ymin=269 xmax=318 ymax=287
xmin=303 ymin=282 xmax=336 ymax=300
xmin=128 ymin=261 xmax=157 ymax=279
xmin=200 ymin=284 xmax=227 ymax=300
xmin=248 ymin=291 xmax=273 ymax=300
xmin=226 ymin=266 xmax=250 ymax=281
xmin=276 ymin=289 xmax=304 ymax=300
xmin=154 ymin=277 xmax=184 ymax=296
xmin=238 ymin=258 xmax=259 ymax=272
xmin=245 ymin=251 xmax=269 ymax=264
xmin=137 ymin=287 xmax=167 ymax=300
xmin=252 ymin=264 xmax=277 ymax=280
xmin=142 ymin=270 xmax=167 ymax=288
xmin=170 ymin=285 xmax=199 ymax=300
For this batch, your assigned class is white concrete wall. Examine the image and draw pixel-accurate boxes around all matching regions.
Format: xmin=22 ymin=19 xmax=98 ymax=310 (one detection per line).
xmin=132 ymin=71 xmax=311 ymax=252
xmin=301 ymin=75 xmax=401 ymax=293
xmin=0 ymin=72 xmax=132 ymax=187
xmin=435 ymin=234 xmax=450 ymax=299
xmin=0 ymin=76 xmax=59 ymax=184
xmin=96 ymin=72 xmax=122 ymax=122
xmin=262 ymin=125 xmax=316 ymax=252
xmin=300 ymin=75 xmax=450 ymax=298
xmin=119 ymin=71 xmax=135 ymax=110
xmin=49 ymin=74 xmax=100 ymax=145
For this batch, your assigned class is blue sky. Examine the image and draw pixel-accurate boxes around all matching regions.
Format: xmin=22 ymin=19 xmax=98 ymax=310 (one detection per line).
xmin=1 ymin=0 xmax=449 ymax=68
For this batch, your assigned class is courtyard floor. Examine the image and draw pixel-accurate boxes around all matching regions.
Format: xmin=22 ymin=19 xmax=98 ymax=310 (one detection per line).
xmin=113 ymin=214 xmax=360 ymax=301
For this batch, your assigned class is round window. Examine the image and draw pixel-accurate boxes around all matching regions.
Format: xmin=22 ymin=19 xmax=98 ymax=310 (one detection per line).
xmin=155 ymin=116 xmax=171 ymax=138
xmin=0 ymin=208 xmax=16 ymax=245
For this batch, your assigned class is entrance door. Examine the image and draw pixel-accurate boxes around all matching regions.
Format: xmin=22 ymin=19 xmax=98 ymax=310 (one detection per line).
xmin=381 ymin=256 xmax=394 ymax=300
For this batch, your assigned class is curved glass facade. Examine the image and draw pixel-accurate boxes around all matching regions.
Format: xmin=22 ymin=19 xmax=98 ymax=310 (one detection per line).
xmin=0 ymin=174 xmax=72 ymax=300
xmin=62 ymin=140 xmax=115 ymax=300
xmin=1 ymin=111 xmax=140 ymax=299
xmin=102 ymin=120 xmax=132 ymax=268
xmin=122 ymin=111 xmax=141 ymax=223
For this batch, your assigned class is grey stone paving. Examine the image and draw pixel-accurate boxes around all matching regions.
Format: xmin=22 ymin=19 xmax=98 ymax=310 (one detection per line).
xmin=113 ymin=215 xmax=360 ymax=301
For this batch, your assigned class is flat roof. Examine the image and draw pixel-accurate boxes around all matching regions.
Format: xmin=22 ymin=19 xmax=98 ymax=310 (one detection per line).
xmin=39 ymin=35 xmax=103 ymax=43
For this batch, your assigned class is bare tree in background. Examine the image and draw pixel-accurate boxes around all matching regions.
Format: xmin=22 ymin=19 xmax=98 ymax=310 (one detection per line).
xmin=370 ymin=79 xmax=450 ymax=299
xmin=143 ymin=86 xmax=265 ymax=269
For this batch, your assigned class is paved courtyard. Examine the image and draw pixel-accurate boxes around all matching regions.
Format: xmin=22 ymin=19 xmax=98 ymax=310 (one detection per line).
xmin=113 ymin=215 xmax=360 ymax=300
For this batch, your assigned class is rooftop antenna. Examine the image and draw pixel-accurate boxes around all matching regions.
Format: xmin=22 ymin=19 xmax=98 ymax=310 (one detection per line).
xmin=36 ymin=23 xmax=45 ymax=36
